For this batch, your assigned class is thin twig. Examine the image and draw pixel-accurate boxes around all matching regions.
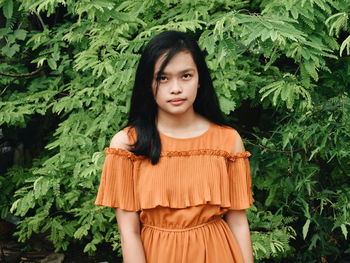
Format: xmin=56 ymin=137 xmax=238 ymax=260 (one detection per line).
xmin=294 ymin=65 xmax=300 ymax=76
xmin=0 ymin=67 xmax=44 ymax=77
xmin=0 ymin=86 xmax=8 ymax=96
xmin=245 ymin=140 xmax=304 ymax=153
xmin=34 ymin=11 xmax=46 ymax=30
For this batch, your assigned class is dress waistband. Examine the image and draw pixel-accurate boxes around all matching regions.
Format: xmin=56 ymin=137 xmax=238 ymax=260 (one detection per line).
xmin=142 ymin=216 xmax=222 ymax=232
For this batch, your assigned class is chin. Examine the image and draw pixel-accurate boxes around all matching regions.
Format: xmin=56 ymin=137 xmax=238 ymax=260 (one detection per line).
xmin=170 ymin=107 xmax=193 ymax=116
xmin=158 ymin=107 xmax=188 ymax=116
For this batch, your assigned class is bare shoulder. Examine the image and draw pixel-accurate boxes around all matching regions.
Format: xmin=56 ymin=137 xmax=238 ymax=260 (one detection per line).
xmin=219 ymin=125 xmax=246 ymax=154
xmin=110 ymin=129 xmax=131 ymax=150
xmin=231 ymin=129 xmax=246 ymax=154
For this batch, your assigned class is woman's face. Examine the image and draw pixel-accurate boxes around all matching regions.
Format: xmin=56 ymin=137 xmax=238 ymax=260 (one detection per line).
xmin=152 ymin=51 xmax=199 ymax=117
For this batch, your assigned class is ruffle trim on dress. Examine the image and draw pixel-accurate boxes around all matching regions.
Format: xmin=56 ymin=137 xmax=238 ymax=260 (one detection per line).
xmin=104 ymin=148 xmax=145 ymax=160
xmin=104 ymin=147 xmax=251 ymax=161
xmin=160 ymin=149 xmax=251 ymax=160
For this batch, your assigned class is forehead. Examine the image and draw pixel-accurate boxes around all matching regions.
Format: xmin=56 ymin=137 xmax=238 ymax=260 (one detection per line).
xmin=154 ymin=51 xmax=197 ymax=74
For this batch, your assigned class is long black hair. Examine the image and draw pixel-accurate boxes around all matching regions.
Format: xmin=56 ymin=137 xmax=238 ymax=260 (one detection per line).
xmin=127 ymin=30 xmax=228 ymax=164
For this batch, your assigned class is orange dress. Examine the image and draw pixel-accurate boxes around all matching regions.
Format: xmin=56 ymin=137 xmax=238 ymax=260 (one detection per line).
xmin=95 ymin=122 xmax=253 ymax=263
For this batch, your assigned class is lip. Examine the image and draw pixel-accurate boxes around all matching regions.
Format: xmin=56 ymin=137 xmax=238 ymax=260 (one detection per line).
xmin=168 ymin=98 xmax=185 ymax=102
xmin=168 ymin=98 xmax=186 ymax=106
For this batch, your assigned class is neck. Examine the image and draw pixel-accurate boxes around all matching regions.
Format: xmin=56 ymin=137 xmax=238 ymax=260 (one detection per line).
xmin=156 ymin=108 xmax=199 ymax=131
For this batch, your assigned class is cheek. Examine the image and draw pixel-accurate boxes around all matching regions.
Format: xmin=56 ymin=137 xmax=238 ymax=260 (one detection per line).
xmin=153 ymin=87 xmax=166 ymax=103
xmin=189 ymin=80 xmax=199 ymax=99
xmin=191 ymin=89 xmax=198 ymax=101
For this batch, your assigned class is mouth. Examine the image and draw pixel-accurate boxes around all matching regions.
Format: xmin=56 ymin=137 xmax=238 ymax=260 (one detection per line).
xmin=168 ymin=98 xmax=186 ymax=106
xmin=168 ymin=98 xmax=185 ymax=102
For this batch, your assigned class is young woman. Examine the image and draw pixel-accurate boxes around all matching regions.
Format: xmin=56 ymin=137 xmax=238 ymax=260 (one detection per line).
xmin=95 ymin=31 xmax=254 ymax=263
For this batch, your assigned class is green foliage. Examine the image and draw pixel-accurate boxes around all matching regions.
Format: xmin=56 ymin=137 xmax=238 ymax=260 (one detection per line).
xmin=0 ymin=166 xmax=26 ymax=219
xmin=0 ymin=0 xmax=349 ymax=261
xmin=248 ymin=208 xmax=296 ymax=260
xmin=259 ymin=73 xmax=312 ymax=110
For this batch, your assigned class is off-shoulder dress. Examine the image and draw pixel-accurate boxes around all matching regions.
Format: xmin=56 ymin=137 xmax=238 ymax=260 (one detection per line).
xmin=95 ymin=122 xmax=253 ymax=263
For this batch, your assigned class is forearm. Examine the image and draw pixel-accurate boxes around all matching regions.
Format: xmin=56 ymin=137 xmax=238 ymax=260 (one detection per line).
xmin=115 ymin=208 xmax=146 ymax=263
xmin=120 ymin=232 xmax=146 ymax=263
xmin=224 ymin=210 xmax=254 ymax=263
xmin=229 ymin=222 xmax=254 ymax=263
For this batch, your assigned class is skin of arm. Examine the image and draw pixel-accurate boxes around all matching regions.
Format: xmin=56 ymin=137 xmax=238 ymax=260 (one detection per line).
xmin=224 ymin=131 xmax=254 ymax=263
xmin=110 ymin=131 xmax=146 ymax=263
xmin=224 ymin=210 xmax=254 ymax=263
xmin=115 ymin=209 xmax=146 ymax=263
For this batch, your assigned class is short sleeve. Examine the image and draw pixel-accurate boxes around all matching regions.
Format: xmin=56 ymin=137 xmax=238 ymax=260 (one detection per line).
xmin=95 ymin=148 xmax=140 ymax=211
xmin=227 ymin=152 xmax=253 ymax=210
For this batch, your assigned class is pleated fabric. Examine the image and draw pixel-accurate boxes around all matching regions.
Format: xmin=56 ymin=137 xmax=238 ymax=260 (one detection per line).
xmin=95 ymin=123 xmax=253 ymax=263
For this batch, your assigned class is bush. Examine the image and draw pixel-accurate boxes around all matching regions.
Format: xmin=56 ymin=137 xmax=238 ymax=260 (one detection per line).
xmin=0 ymin=0 xmax=349 ymax=261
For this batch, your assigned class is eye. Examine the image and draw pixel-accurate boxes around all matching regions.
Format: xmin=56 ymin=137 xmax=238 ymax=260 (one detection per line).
xmin=158 ymin=76 xmax=168 ymax=82
xmin=183 ymin=73 xmax=192 ymax=79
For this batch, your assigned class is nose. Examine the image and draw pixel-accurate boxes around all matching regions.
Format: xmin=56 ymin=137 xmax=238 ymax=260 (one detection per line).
xmin=169 ymin=79 xmax=182 ymax=94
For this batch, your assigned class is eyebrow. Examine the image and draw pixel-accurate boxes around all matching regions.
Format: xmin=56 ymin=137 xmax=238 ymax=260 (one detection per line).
xmin=155 ymin=68 xmax=195 ymax=76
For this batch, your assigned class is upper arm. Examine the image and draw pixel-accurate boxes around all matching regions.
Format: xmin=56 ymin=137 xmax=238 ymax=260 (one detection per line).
xmin=226 ymin=130 xmax=251 ymax=212
xmin=110 ymin=129 xmax=140 ymax=232
xmin=226 ymin=132 xmax=249 ymax=216
xmin=115 ymin=208 xmax=141 ymax=236
xmin=224 ymin=209 xmax=248 ymax=224
xmin=232 ymin=130 xmax=246 ymax=154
